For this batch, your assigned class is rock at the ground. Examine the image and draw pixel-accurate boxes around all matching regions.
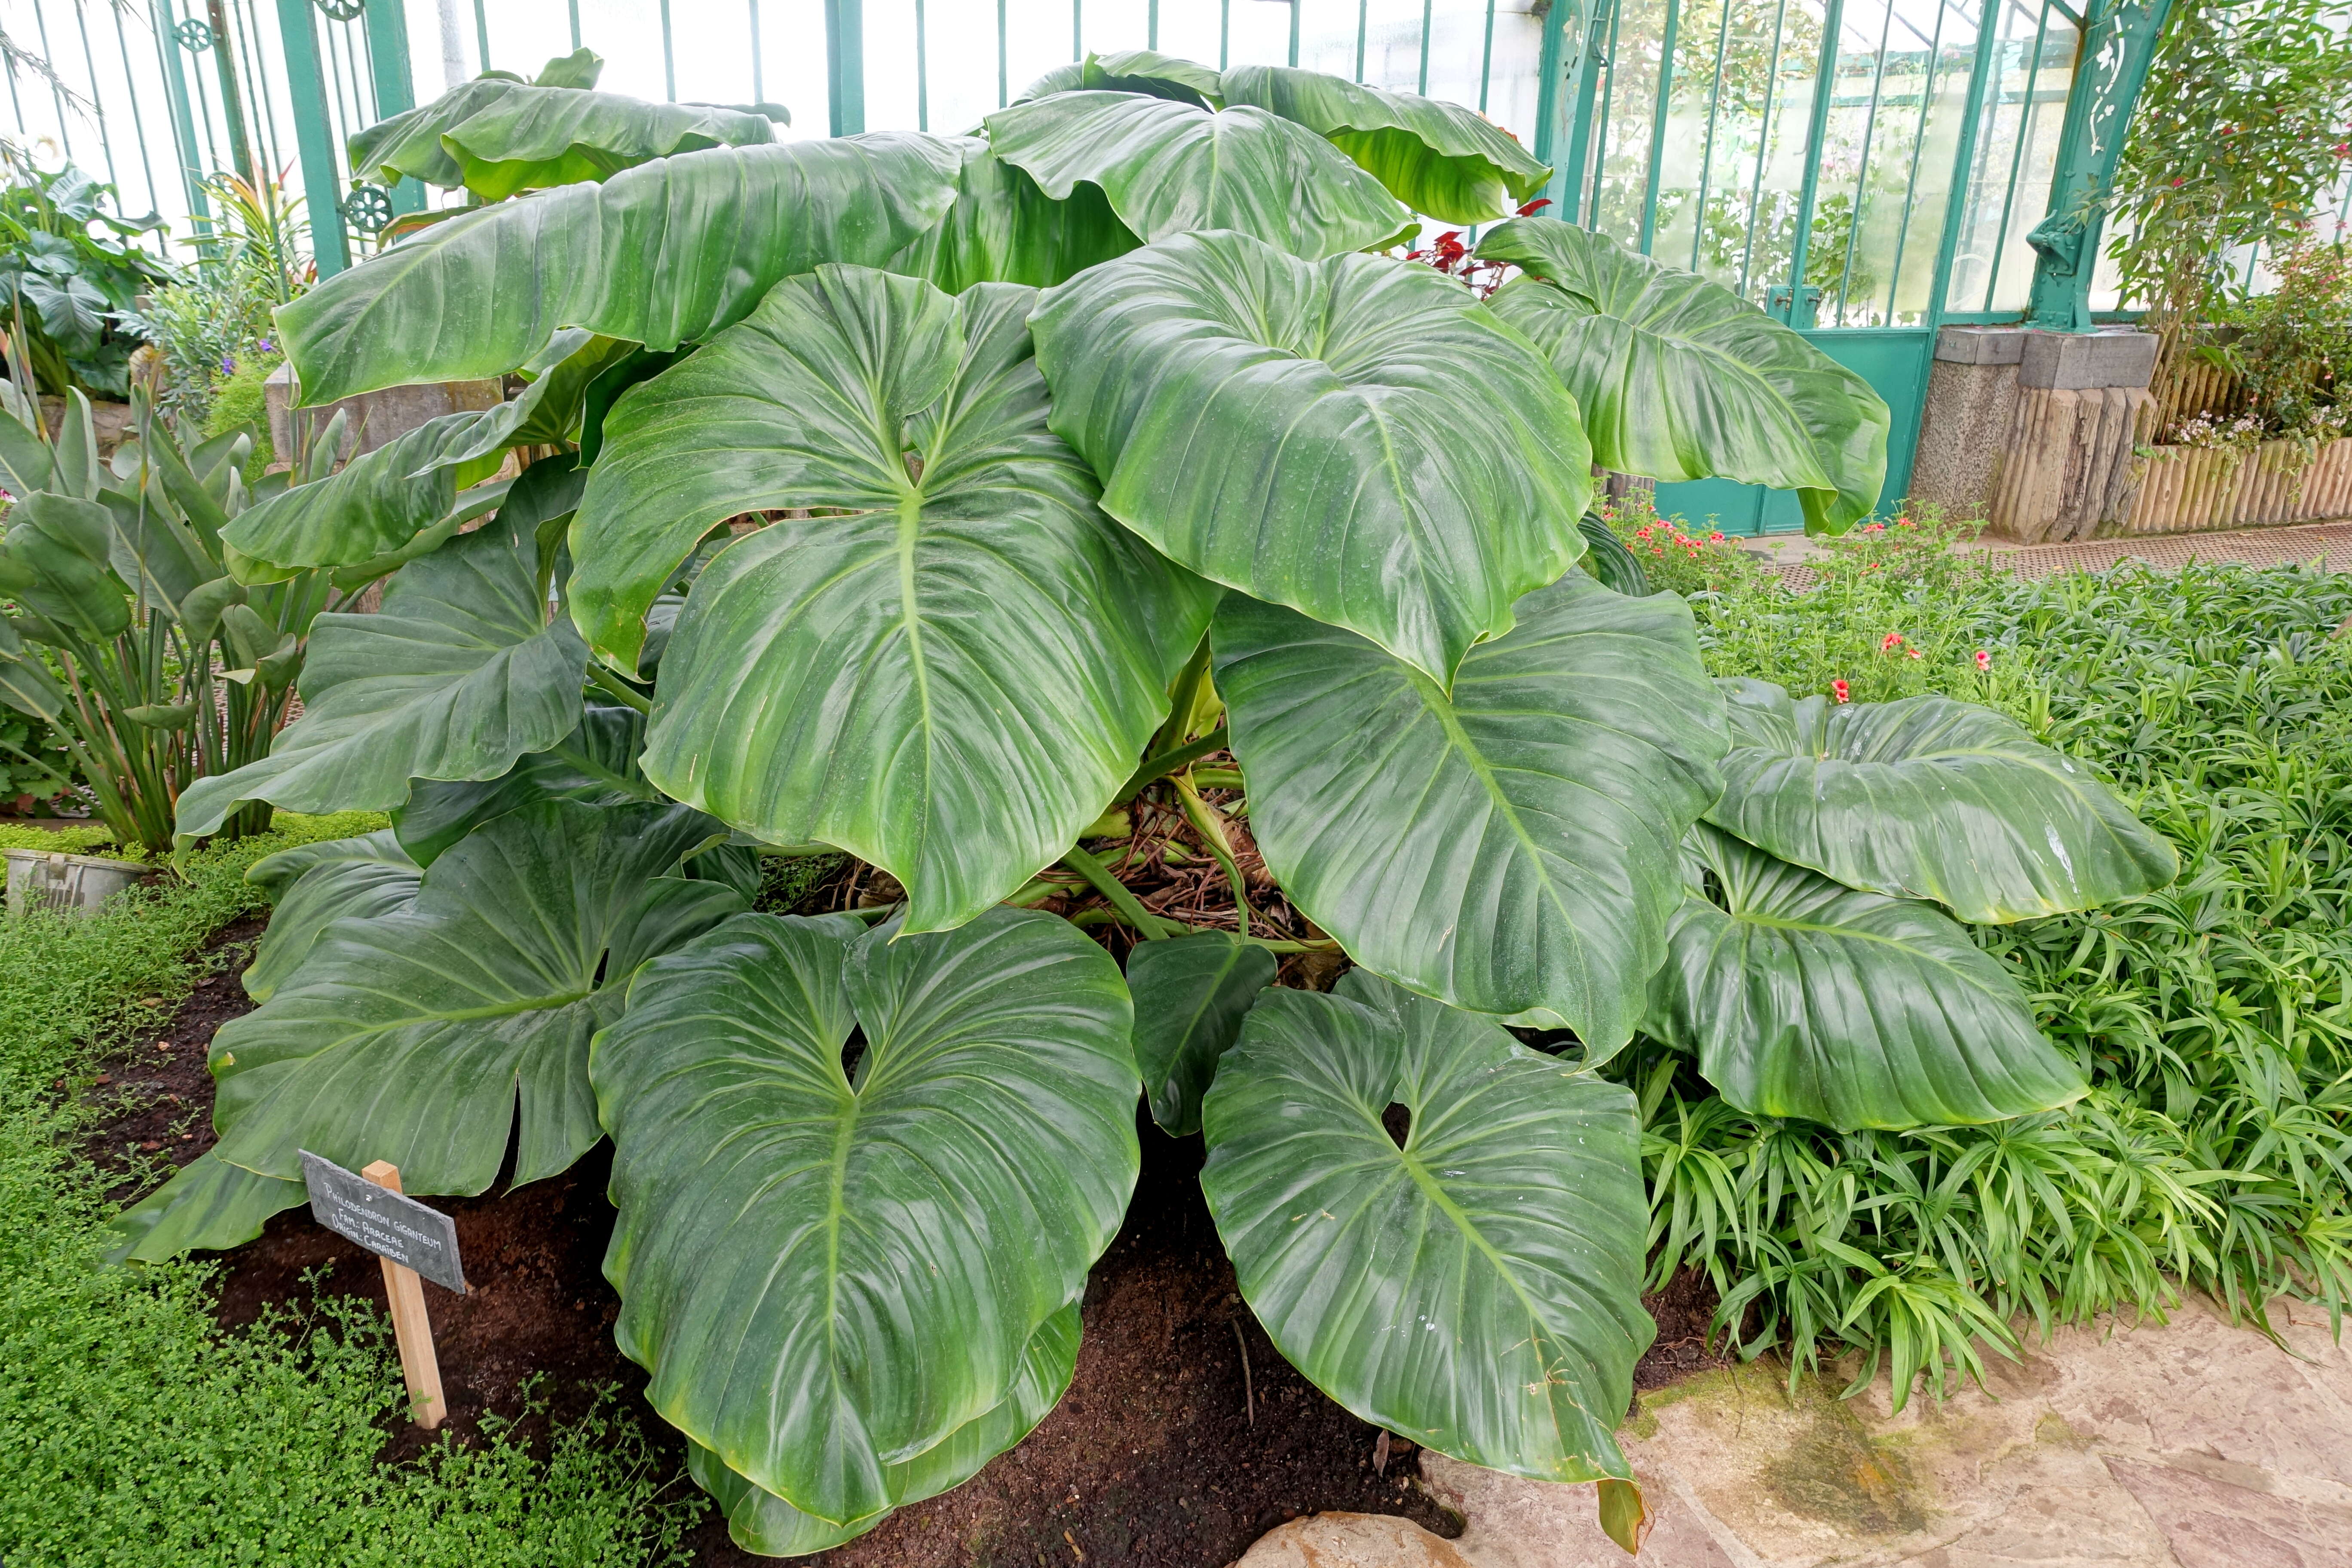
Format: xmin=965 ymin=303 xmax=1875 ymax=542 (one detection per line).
xmin=1229 ymin=1511 xmax=1476 ymax=1568
xmin=1302 ymin=1295 xmax=2352 ymax=1568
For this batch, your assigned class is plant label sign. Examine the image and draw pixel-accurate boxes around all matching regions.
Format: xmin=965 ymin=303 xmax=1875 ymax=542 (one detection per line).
xmin=299 ymin=1150 xmax=469 ymax=1293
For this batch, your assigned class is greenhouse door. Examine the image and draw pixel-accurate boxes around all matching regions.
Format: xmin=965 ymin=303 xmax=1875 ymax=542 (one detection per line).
xmin=1545 ymin=0 xmax=2090 ymax=531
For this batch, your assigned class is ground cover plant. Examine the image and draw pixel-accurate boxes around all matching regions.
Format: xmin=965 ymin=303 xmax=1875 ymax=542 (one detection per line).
xmin=0 ymin=813 xmax=700 ymax=1565
xmin=107 ymin=49 xmax=2176 ymax=1556
xmin=1636 ymin=537 xmax=2352 ymax=1399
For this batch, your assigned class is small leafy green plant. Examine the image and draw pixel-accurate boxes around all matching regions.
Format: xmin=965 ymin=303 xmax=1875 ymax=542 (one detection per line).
xmin=115 ymin=51 xmax=2171 ymax=1556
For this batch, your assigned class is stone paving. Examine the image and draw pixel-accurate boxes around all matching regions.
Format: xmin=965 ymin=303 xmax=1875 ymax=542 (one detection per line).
xmin=1232 ymin=1295 xmax=2352 ymax=1568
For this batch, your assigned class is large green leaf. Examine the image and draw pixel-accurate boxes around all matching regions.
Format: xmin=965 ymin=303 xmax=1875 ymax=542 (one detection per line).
xmin=276 ymin=135 xmax=964 ymax=405
xmin=7 ymin=493 xmax=129 ymax=638
xmin=1031 ymin=230 xmax=1591 ymax=683
xmin=1214 ymin=576 xmax=1726 ymax=1050
xmin=982 ymin=93 xmax=1407 ymax=259
xmin=594 ymin=909 xmax=1136 ymax=1526
xmin=242 ymin=830 xmax=423 ymax=1004
xmin=173 ymin=511 xmax=588 ymax=842
xmin=349 ymin=77 xmax=776 ymax=199
xmin=686 ymin=1305 xmax=1080 ymax=1555
xmin=207 ymin=799 xmax=733 ymax=1196
xmin=578 ymin=266 xmax=1215 ymax=931
xmin=1647 ymin=825 xmax=2087 ymax=1130
xmin=220 ymin=386 xmax=553 ymax=574
xmin=1014 ymin=49 xmax=1226 ymax=107
xmin=883 ymin=137 xmax=1139 ymax=294
xmin=1478 ymin=217 xmax=1889 ymax=533
xmin=102 ymin=1152 xmax=307 ymax=1265
xmin=1200 ymin=971 xmax=1651 ymax=1484
xmin=1220 ymin=65 xmax=1549 ymax=223
xmin=392 ymin=704 xmax=652 ymax=867
xmin=1709 ymin=678 xmax=2179 ymax=922
xmin=1127 ymin=931 xmax=1277 ymax=1137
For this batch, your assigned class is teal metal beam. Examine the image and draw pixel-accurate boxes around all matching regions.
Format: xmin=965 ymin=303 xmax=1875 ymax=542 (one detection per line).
xmin=149 ymin=0 xmax=214 ymax=244
xmin=1556 ymin=1 xmax=1614 ymax=224
xmin=364 ymin=0 xmax=426 ymax=217
xmin=2024 ymin=0 xmax=2172 ymax=331
xmin=1531 ymin=0 xmax=1571 ymax=210
xmin=1923 ymin=0 xmax=2003 ymax=337
xmin=826 ymin=0 xmax=864 ymax=135
xmin=277 ymin=0 xmax=350 ymax=276
xmin=1782 ymin=0 xmax=1847 ymax=324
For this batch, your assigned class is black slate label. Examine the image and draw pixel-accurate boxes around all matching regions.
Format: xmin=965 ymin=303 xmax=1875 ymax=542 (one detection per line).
xmin=299 ymin=1150 xmax=468 ymax=1293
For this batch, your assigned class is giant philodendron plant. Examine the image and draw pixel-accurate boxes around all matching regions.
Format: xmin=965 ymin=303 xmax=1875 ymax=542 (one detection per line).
xmin=113 ymin=54 xmax=2177 ymax=1556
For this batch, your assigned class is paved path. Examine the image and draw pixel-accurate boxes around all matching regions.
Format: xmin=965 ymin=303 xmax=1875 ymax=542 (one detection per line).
xmin=1234 ymin=1294 xmax=2352 ymax=1568
xmin=1750 ymin=519 xmax=2352 ymax=584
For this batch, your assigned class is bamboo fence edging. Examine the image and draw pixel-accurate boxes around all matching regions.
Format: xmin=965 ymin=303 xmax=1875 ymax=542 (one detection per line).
xmin=2122 ymin=436 xmax=2352 ymax=535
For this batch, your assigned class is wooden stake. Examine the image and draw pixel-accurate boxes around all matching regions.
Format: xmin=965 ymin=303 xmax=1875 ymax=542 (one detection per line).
xmin=361 ymin=1160 xmax=447 ymax=1430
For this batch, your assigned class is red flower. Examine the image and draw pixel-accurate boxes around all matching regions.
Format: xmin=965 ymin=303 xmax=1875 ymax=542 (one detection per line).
xmin=1974 ymin=649 xmax=1992 ymax=671
xmin=1880 ymin=632 xmax=1904 ymax=651
xmin=1708 ymin=530 xmax=1726 ymax=543
xmin=1831 ymin=679 xmax=1851 ymax=704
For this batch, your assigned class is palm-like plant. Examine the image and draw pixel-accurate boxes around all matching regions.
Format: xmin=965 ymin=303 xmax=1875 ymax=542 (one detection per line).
xmin=114 ymin=49 xmax=2173 ymax=1556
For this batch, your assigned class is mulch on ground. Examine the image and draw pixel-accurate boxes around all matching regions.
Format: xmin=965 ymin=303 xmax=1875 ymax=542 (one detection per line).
xmin=86 ymin=901 xmax=1727 ymax=1567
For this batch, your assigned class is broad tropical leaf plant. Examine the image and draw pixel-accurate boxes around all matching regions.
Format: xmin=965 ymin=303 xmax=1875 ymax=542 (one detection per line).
xmin=113 ymin=52 xmax=2175 ymax=1559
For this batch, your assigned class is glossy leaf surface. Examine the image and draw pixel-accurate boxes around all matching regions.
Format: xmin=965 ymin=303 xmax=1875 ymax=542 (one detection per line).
xmin=392 ymin=704 xmax=652 ymax=867
xmin=1709 ymin=679 xmax=2178 ymax=922
xmin=209 ymin=800 xmax=732 ymax=1195
xmin=1127 ymin=930 xmax=1277 ymax=1136
xmin=883 ymin=137 xmax=1139 ymax=293
xmin=174 ymin=511 xmax=588 ymax=842
xmin=1032 ymin=230 xmax=1590 ymax=683
xmin=687 ymin=1306 xmax=1080 ymax=1554
xmin=278 ymin=135 xmax=963 ymax=404
xmin=1647 ymin=825 xmax=2087 ymax=1130
xmin=103 ymin=1152 xmax=306 ymax=1264
xmin=1220 ymin=65 xmax=1548 ymax=222
xmin=1200 ymin=971 xmax=1651 ymax=1483
xmin=1479 ymin=217 xmax=1888 ymax=533
xmin=582 ymin=267 xmax=1214 ymax=931
xmin=1215 ymin=576 xmax=1725 ymax=1048
xmin=1014 ymin=49 xmax=1226 ymax=106
xmin=983 ymin=93 xmax=1406 ymax=258
xmin=594 ymin=910 xmax=1136 ymax=1525
xmin=243 ymin=830 xmax=422 ymax=1003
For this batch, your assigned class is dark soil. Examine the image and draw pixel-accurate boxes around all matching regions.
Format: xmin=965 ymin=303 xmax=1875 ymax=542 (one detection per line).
xmin=88 ymin=916 xmax=1729 ymax=1567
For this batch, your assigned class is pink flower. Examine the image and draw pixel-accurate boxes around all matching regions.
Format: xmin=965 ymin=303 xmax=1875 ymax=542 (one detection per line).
xmin=1880 ymin=632 xmax=1904 ymax=651
xmin=1862 ymin=521 xmax=1886 ymax=534
xmin=1906 ymin=649 xmax=1921 ymax=659
xmin=1974 ymin=649 xmax=1992 ymax=671
xmin=1708 ymin=530 xmax=1726 ymax=543
xmin=1831 ymin=679 xmax=1850 ymax=704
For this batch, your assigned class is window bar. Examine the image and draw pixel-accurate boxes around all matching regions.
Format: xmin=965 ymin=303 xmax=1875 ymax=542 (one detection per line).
xmin=149 ymin=0 xmax=214 ymax=247
xmin=1881 ymin=0 xmax=1954 ymax=325
xmin=661 ymin=0 xmax=677 ymax=99
xmin=1637 ymin=0 xmax=1679 ymax=255
xmin=1981 ymin=0 xmax=2055 ymax=311
xmin=324 ymin=15 xmax=363 ymax=163
xmin=1830 ymin=0 xmax=1897 ymax=325
xmin=472 ymin=0 xmax=489 ymax=74
xmin=31 ymin=0 xmax=80 ymax=168
xmin=1220 ymin=0 xmax=1231 ymax=71
xmin=1782 ymin=0 xmax=1846 ymax=325
xmin=108 ymin=2 xmax=162 ymax=224
xmin=188 ymin=30 xmax=223 ymax=180
xmin=750 ymin=0 xmax=764 ymax=104
xmin=568 ymin=0 xmax=582 ymax=51
xmin=1924 ymin=0 xmax=2005 ymax=334
xmin=1148 ymin=0 xmax=1158 ymax=51
xmin=1587 ymin=0 xmax=1623 ymax=233
xmin=1688 ymin=0 xmax=1737 ymax=273
xmin=916 ymin=0 xmax=928 ymax=131
xmin=70 ymin=2 xmax=123 ymax=198
xmin=233 ymin=0 xmax=285 ymax=181
xmin=1736 ymin=0 xmax=1793 ymax=303
xmin=1289 ymin=0 xmax=1301 ymax=69
xmin=1418 ymin=0 xmax=1433 ymax=94
xmin=1478 ymin=0 xmax=1497 ymax=111
xmin=998 ymin=0 xmax=1009 ymax=104
xmin=1072 ymin=0 xmax=1081 ymax=61
xmin=1353 ymin=0 xmax=1366 ymax=81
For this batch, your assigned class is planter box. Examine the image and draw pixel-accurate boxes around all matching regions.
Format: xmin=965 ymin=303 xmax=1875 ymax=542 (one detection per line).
xmin=3 ymin=847 xmax=154 ymax=916
xmin=2122 ymin=436 xmax=2352 ymax=535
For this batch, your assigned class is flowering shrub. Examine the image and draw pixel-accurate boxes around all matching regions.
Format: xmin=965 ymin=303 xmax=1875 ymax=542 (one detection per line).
xmin=1599 ymin=491 xmax=1760 ymax=596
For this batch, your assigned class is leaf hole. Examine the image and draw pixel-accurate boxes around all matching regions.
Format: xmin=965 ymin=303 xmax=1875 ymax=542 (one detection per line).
xmin=841 ymin=1028 xmax=869 ymax=1090
xmin=1381 ymin=1102 xmax=1412 ymax=1150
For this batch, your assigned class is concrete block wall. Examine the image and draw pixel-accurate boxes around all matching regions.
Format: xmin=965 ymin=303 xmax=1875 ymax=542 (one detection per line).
xmin=263 ymin=363 xmax=505 ymax=469
xmin=1908 ymin=325 xmax=2159 ymax=543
